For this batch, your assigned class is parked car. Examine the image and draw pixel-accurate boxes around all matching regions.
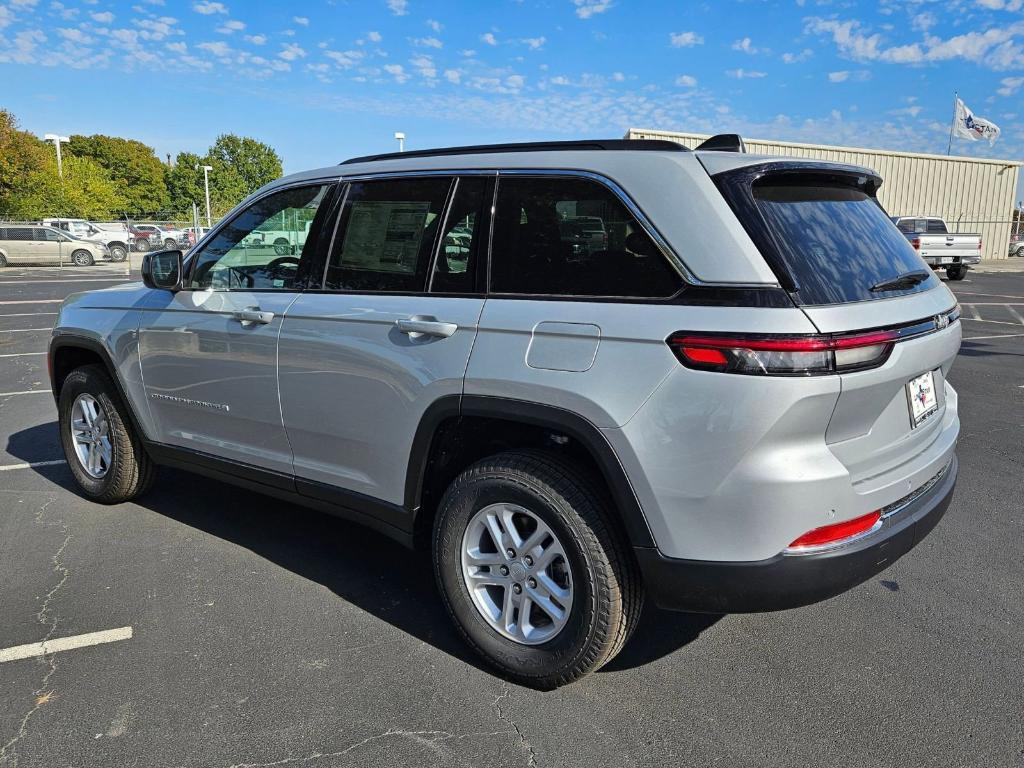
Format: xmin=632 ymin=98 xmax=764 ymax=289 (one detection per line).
xmin=130 ymin=224 xmax=188 ymax=252
xmin=183 ymin=226 xmax=211 ymax=247
xmin=891 ymin=216 xmax=981 ymax=280
xmin=48 ymin=137 xmax=961 ymax=688
xmin=1008 ymin=231 xmax=1023 ymax=257
xmin=0 ymin=225 xmax=109 ymax=266
xmin=559 ymin=215 xmax=608 ymax=259
xmin=43 ymin=218 xmax=131 ymax=262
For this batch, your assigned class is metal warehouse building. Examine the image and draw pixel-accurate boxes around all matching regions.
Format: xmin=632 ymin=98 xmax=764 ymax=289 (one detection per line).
xmin=627 ymin=128 xmax=1021 ymax=261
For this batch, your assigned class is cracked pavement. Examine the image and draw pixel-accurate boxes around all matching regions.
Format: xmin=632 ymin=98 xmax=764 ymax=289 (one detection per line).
xmin=0 ymin=268 xmax=1022 ymax=767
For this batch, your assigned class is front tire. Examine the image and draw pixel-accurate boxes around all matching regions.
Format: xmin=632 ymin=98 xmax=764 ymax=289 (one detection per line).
xmin=134 ymin=238 xmax=150 ymax=253
xmin=109 ymin=244 xmax=128 ymax=262
xmin=947 ymin=265 xmax=968 ymax=280
xmin=71 ymin=249 xmax=94 ymax=266
xmin=164 ymin=238 xmax=177 ymax=250
xmin=58 ymin=365 xmax=155 ymax=504
xmin=433 ymin=451 xmax=642 ymax=688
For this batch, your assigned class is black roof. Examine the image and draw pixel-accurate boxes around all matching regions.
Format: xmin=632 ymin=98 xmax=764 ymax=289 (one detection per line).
xmin=340 ymin=139 xmax=687 ymax=165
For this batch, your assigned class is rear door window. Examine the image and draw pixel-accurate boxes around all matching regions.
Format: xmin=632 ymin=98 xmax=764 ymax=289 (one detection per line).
xmin=726 ymin=171 xmax=937 ymax=305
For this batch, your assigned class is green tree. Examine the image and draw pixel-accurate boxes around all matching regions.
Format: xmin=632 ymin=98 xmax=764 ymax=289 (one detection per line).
xmin=68 ymin=133 xmax=169 ymax=216
xmin=4 ymin=154 xmax=126 ymax=219
xmin=164 ymin=151 xmax=205 ymax=218
xmin=0 ymin=110 xmax=51 ymax=214
xmin=205 ymin=134 xmax=283 ymax=216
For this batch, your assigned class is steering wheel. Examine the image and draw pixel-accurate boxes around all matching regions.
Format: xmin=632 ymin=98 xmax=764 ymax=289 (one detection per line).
xmin=266 ymin=256 xmax=300 ymax=275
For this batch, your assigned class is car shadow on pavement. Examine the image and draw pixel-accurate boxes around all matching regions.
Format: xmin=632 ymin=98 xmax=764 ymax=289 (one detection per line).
xmin=8 ymin=422 xmax=718 ymax=679
xmin=957 ymin=341 xmax=1024 ymax=359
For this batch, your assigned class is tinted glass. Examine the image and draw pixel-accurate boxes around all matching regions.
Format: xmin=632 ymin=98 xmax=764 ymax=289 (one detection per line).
xmin=189 ymin=183 xmax=331 ymax=290
xmin=490 ymin=176 xmax=681 ymax=298
xmin=5 ymin=228 xmax=31 ymax=241
xmin=324 ymin=177 xmax=451 ymax=292
xmin=430 ymin=177 xmax=487 ymax=294
xmin=926 ymin=219 xmax=948 ymax=234
xmin=38 ymin=228 xmax=63 ymax=242
xmin=752 ymin=176 xmax=937 ymax=305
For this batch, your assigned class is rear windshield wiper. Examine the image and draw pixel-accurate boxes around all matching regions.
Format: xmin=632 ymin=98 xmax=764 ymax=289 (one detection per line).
xmin=870 ymin=270 xmax=931 ymax=292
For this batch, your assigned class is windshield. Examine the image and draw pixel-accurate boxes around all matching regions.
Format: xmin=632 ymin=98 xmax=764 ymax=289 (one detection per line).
xmin=723 ymin=170 xmax=939 ymax=305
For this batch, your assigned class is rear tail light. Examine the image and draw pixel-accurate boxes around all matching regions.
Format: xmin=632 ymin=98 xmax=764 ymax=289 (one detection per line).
xmin=785 ymin=510 xmax=882 ymax=553
xmin=911 ymin=237 xmax=920 ymax=250
xmin=667 ymin=330 xmax=898 ymax=376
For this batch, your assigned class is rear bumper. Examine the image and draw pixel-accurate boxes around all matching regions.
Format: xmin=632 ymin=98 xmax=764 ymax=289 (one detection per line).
xmin=635 ymin=454 xmax=957 ymax=613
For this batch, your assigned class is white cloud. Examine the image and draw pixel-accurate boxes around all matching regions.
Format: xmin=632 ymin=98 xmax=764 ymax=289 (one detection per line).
xmin=413 ymin=36 xmax=442 ymax=48
xmin=669 ymin=31 xmax=703 ymax=47
xmin=218 ymin=19 xmax=245 ymax=33
xmin=444 ymin=68 xmax=461 ymax=83
xmin=293 ymin=16 xmax=309 ymax=26
xmin=387 ymin=0 xmax=408 ymax=16
xmin=782 ymin=48 xmax=813 ymax=63
xmin=461 ymin=48 xmax=476 ymax=56
xmin=675 ymin=74 xmax=697 ymax=87
xmin=279 ymin=42 xmax=306 ymax=60
xmin=506 ymin=74 xmax=525 ymax=89
xmin=726 ymin=68 xmax=766 ymax=78
xmin=324 ymin=49 xmax=363 ymax=68
xmin=611 ymin=71 xmax=624 ymax=81
xmin=828 ymin=70 xmax=850 ymax=82
xmin=572 ymin=0 xmax=612 ymax=18
xmin=480 ymin=32 xmax=497 ymax=46
xmin=521 ymin=36 xmax=546 ymax=50
xmin=244 ymin=33 xmax=266 ymax=45
xmin=383 ymin=63 xmax=408 ymax=82
xmin=0 ymin=6 xmax=15 ymax=28
xmin=90 ymin=10 xmax=114 ymax=23
xmin=731 ymin=37 xmax=761 ymax=54
xmin=367 ymin=30 xmax=382 ymax=42
xmin=549 ymin=75 xmax=570 ymax=85
xmin=426 ymin=19 xmax=442 ymax=32
xmin=197 ymin=40 xmax=231 ymax=57
xmin=193 ymin=1 xmax=227 ymax=14
xmin=166 ymin=40 xmax=187 ymax=53
xmin=998 ymin=76 xmax=1024 ymax=96
xmin=410 ymin=53 xmax=436 ymax=78
xmin=56 ymin=27 xmax=92 ymax=44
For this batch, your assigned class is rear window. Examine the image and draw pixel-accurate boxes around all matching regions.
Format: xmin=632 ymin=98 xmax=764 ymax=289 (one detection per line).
xmin=742 ymin=173 xmax=937 ymax=305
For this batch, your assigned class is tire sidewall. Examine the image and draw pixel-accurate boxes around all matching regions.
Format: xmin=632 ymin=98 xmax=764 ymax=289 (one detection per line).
xmin=71 ymin=250 xmax=93 ymax=266
xmin=110 ymin=245 xmax=127 ymax=262
xmin=58 ymin=369 xmax=123 ymax=498
xmin=435 ymin=470 xmax=606 ymax=681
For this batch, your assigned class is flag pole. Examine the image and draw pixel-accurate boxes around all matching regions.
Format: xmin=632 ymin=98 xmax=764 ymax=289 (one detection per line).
xmin=946 ymin=90 xmax=957 ymax=156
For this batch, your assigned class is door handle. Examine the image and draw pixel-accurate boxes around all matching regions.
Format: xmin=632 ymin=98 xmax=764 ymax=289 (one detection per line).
xmin=231 ymin=308 xmax=275 ymax=326
xmin=396 ymin=316 xmax=458 ymax=339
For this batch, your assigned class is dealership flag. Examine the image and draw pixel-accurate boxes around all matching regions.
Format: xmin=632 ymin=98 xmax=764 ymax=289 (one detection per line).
xmin=952 ymin=98 xmax=1000 ymax=145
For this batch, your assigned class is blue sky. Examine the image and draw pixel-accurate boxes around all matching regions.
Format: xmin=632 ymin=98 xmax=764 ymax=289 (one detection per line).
xmin=1 ymin=0 xmax=1023 ymax=184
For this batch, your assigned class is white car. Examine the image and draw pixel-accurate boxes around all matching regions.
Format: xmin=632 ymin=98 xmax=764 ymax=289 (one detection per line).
xmin=43 ymin=219 xmax=131 ymax=262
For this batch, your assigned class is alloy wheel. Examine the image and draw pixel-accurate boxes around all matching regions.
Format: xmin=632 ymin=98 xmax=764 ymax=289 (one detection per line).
xmin=70 ymin=393 xmax=112 ymax=478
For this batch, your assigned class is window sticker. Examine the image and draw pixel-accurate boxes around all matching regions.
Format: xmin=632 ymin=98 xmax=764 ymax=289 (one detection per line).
xmin=340 ymin=201 xmax=431 ymax=274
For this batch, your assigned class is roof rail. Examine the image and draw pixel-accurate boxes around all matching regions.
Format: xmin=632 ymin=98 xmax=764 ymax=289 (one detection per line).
xmin=696 ymin=134 xmax=746 ymax=153
xmin=340 ymin=138 xmax=687 ymax=165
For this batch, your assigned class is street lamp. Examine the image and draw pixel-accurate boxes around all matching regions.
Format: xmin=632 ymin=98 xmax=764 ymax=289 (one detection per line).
xmin=196 ymin=164 xmax=213 ymax=227
xmin=43 ymin=133 xmax=70 ymax=178
xmin=394 ymin=131 xmax=405 ymax=152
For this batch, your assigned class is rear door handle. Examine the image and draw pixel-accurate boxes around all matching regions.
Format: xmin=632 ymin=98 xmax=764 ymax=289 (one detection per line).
xmin=231 ymin=308 xmax=275 ymax=326
xmin=396 ymin=316 xmax=458 ymax=338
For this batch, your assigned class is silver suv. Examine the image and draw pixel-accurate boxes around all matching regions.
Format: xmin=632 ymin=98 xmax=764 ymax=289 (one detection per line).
xmin=49 ymin=138 xmax=961 ymax=688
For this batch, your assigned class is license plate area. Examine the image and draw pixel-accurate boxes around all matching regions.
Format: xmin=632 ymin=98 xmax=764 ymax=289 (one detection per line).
xmin=907 ymin=370 xmax=939 ymax=427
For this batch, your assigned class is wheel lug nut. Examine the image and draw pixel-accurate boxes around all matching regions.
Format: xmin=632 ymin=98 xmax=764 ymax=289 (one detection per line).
xmin=524 ymin=555 xmax=534 ymax=567
xmin=499 ymin=565 xmax=509 ymax=576
xmin=512 ymin=583 xmax=522 ymax=594
xmin=506 ymin=549 xmax=516 ymax=558
xmin=527 ymin=577 xmax=537 ymax=589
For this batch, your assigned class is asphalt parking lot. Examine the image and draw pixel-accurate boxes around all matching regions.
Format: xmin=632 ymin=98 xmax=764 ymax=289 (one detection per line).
xmin=1 ymin=264 xmax=1022 ymax=768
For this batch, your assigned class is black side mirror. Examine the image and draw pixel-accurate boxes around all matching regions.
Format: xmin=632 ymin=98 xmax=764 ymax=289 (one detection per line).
xmin=142 ymin=250 xmax=183 ymax=291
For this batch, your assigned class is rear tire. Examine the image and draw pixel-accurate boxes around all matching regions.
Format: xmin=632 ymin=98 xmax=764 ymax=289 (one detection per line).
xmin=432 ymin=451 xmax=642 ymax=688
xmin=947 ymin=265 xmax=968 ymax=280
xmin=109 ymin=244 xmax=128 ymax=262
xmin=58 ymin=365 xmax=155 ymax=504
xmin=1014 ymin=246 xmax=1024 ymax=258
xmin=135 ymin=238 xmax=150 ymax=253
xmin=164 ymin=238 xmax=176 ymax=250
xmin=71 ymin=249 xmax=94 ymax=266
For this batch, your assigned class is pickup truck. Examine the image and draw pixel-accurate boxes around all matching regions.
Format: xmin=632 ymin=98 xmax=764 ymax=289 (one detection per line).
xmin=891 ymin=216 xmax=981 ymax=281
xmin=42 ymin=219 xmax=131 ymax=262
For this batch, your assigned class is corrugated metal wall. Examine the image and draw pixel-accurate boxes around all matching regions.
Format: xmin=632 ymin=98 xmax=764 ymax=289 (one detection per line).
xmin=627 ymin=128 xmax=1021 ymax=260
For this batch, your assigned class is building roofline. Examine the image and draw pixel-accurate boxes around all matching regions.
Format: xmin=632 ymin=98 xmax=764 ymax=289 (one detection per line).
xmin=626 ymin=128 xmax=1024 ymax=167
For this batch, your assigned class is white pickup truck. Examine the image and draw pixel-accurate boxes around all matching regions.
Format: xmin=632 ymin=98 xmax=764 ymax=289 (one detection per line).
xmin=891 ymin=216 xmax=981 ymax=281
xmin=42 ymin=219 xmax=131 ymax=262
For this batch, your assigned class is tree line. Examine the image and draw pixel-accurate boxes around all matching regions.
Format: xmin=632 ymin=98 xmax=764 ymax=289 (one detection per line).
xmin=0 ymin=110 xmax=283 ymax=222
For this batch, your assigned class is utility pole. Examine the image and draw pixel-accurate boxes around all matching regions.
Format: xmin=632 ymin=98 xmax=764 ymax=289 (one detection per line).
xmin=43 ymin=133 xmax=70 ymax=178
xmin=196 ymin=164 xmax=213 ymax=227
xmin=946 ymin=91 xmax=958 ymax=157
xmin=394 ymin=131 xmax=406 ymax=152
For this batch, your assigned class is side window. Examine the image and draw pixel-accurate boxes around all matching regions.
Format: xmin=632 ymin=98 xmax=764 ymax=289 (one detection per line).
xmin=489 ymin=176 xmax=682 ymax=298
xmin=189 ymin=183 xmax=331 ymax=291
xmin=430 ymin=176 xmax=488 ymax=294
xmin=37 ymin=228 xmax=62 ymax=242
xmin=895 ymin=219 xmax=915 ymax=233
xmin=324 ymin=177 xmax=451 ymax=292
xmin=6 ymin=228 xmax=31 ymax=241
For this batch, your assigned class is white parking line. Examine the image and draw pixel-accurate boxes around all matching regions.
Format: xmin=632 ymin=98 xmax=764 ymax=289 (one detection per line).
xmin=0 ymin=300 xmax=64 ymax=305
xmin=0 ymin=352 xmax=46 ymax=358
xmin=2 ymin=328 xmax=51 ymax=333
xmin=0 ymin=626 xmax=133 ymax=664
xmin=0 ymin=312 xmax=58 ymax=318
xmin=967 ymin=304 xmax=982 ymax=320
xmin=1006 ymin=306 xmax=1024 ymax=325
xmin=952 ymin=291 xmax=1024 ymax=300
xmin=0 ymin=460 xmax=66 ymax=472
xmin=960 ymin=317 xmax=1022 ymax=326
xmin=0 ymin=279 xmax=129 ymax=285
xmin=0 ymin=390 xmax=50 ymax=397
xmin=963 ymin=332 xmax=1024 ymax=341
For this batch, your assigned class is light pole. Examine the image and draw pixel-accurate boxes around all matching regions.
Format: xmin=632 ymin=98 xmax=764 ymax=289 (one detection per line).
xmin=43 ymin=133 xmax=70 ymax=178
xmin=196 ymin=164 xmax=213 ymax=227
xmin=394 ymin=131 xmax=405 ymax=152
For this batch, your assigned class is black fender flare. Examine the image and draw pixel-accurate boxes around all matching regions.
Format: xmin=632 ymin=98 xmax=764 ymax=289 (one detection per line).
xmin=405 ymin=395 xmax=656 ymax=548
